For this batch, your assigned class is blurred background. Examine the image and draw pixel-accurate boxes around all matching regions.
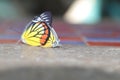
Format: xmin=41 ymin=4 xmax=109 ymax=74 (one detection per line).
xmin=1 ymin=0 xmax=120 ymax=46
xmin=0 ymin=0 xmax=120 ymax=24
xmin=0 ymin=0 xmax=73 ymax=20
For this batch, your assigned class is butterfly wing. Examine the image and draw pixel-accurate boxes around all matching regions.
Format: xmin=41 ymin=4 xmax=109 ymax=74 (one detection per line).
xmin=21 ymin=22 xmax=49 ymax=46
xmin=40 ymin=11 xmax=52 ymax=26
xmin=40 ymin=12 xmax=60 ymax=47
xmin=43 ymin=28 xmax=60 ymax=47
xmin=21 ymin=11 xmax=60 ymax=47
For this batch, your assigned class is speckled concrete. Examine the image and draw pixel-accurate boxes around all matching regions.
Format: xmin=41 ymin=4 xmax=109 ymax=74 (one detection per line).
xmin=0 ymin=44 xmax=120 ymax=80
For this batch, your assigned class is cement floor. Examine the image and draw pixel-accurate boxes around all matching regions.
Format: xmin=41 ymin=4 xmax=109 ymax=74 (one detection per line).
xmin=0 ymin=44 xmax=120 ymax=80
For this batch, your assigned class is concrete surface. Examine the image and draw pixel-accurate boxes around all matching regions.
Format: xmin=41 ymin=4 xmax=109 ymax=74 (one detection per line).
xmin=0 ymin=44 xmax=120 ymax=80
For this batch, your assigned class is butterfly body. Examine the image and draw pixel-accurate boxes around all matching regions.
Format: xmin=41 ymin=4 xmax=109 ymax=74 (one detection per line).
xmin=21 ymin=12 xmax=60 ymax=47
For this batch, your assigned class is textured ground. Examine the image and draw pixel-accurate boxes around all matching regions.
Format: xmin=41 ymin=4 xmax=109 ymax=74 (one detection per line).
xmin=1 ymin=19 xmax=120 ymax=80
xmin=0 ymin=44 xmax=120 ymax=80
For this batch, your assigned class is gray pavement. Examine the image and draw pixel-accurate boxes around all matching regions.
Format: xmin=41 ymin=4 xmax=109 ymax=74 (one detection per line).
xmin=0 ymin=44 xmax=120 ymax=80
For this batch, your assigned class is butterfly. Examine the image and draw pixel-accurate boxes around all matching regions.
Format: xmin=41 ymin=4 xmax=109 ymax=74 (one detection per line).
xmin=21 ymin=11 xmax=60 ymax=48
